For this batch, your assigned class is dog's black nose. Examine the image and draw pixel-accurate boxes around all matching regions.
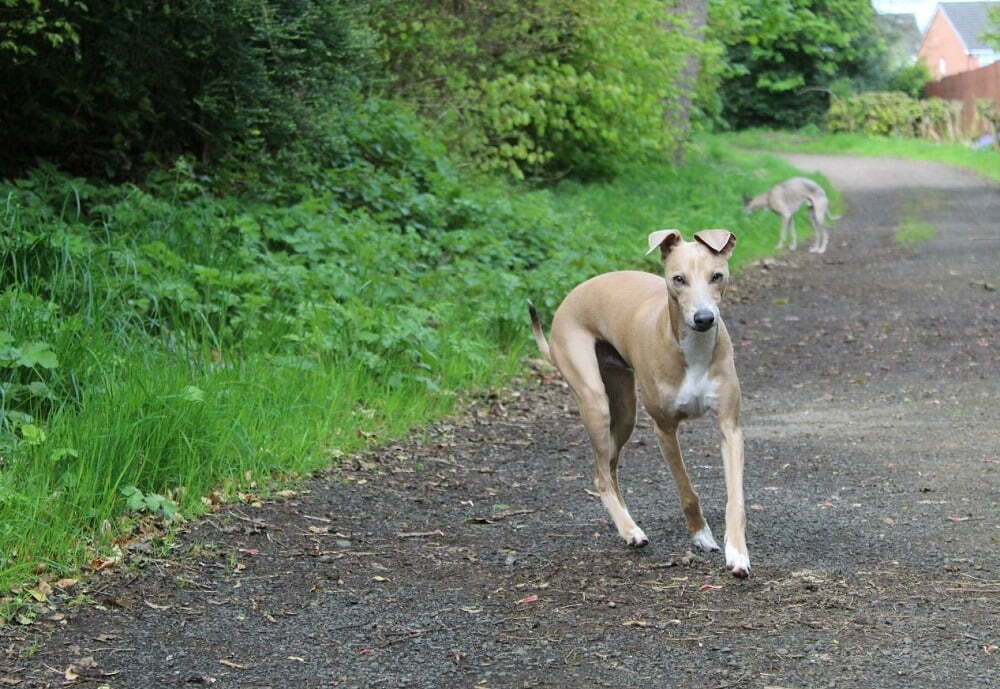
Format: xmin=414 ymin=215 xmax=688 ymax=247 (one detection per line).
xmin=692 ymin=309 xmax=715 ymax=331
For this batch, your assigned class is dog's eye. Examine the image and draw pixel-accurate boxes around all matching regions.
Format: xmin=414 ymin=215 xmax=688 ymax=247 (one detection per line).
xmin=710 ymin=272 xmax=725 ymax=283
xmin=672 ymin=275 xmax=687 ymax=286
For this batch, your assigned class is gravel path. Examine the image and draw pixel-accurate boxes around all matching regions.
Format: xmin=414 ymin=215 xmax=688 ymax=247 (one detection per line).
xmin=3 ymin=154 xmax=998 ymax=688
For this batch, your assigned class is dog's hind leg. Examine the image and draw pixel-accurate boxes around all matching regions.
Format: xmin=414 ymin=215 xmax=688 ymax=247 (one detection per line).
xmin=598 ymin=345 xmax=639 ymax=538
xmin=787 ymin=214 xmax=798 ymax=250
xmin=808 ymin=206 xmax=823 ymax=253
xmin=652 ymin=420 xmax=719 ymax=552
xmin=775 ymin=214 xmax=790 ymax=250
xmin=554 ymin=334 xmax=647 ymax=547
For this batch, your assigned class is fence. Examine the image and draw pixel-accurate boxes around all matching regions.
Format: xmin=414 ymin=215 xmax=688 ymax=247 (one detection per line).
xmin=925 ymin=60 xmax=1000 ymax=135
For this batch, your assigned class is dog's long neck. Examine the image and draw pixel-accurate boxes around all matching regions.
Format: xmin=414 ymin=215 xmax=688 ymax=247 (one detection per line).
xmin=662 ymin=296 xmax=718 ymax=365
xmin=745 ymin=193 xmax=768 ymax=212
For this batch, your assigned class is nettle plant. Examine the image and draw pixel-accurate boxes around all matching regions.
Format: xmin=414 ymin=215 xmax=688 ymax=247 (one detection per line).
xmin=119 ymin=485 xmax=181 ymax=522
xmin=0 ymin=331 xmax=60 ymax=451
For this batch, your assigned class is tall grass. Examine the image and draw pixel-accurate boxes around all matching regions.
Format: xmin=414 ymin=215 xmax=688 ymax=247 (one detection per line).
xmin=0 ymin=137 xmax=825 ymax=596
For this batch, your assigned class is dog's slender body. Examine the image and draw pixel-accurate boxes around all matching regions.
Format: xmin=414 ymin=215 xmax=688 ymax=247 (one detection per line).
xmin=744 ymin=177 xmax=837 ymax=254
xmin=529 ymin=230 xmax=750 ymax=577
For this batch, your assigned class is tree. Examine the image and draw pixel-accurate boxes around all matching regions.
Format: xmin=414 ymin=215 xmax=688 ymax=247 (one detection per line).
xmin=714 ymin=0 xmax=884 ymax=129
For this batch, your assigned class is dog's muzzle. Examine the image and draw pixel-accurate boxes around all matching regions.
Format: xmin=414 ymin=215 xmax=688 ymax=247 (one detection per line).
xmin=692 ymin=309 xmax=716 ymax=332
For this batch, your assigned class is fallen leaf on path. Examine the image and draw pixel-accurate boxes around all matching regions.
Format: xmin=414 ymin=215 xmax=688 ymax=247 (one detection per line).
xmin=882 ymin=517 xmax=895 ymax=525
xmin=396 ymin=530 xmax=445 ymax=539
xmin=0 ymin=677 xmax=22 ymax=685
xmin=287 ymin=656 xmax=305 ymax=662
xmin=750 ymin=504 xmax=764 ymax=511
xmin=984 ymin=645 xmax=998 ymax=654
xmin=218 ymin=660 xmax=248 ymax=669
xmin=623 ymin=619 xmax=650 ymax=627
xmin=699 ymin=584 xmax=722 ymax=592
xmin=372 ymin=576 xmax=390 ymax=582
xmin=358 ymin=649 xmax=374 ymax=655
xmin=461 ymin=607 xmax=482 ymax=614
xmin=238 ymin=548 xmax=259 ymax=555
xmin=54 ymin=578 xmax=78 ymax=590
xmin=947 ymin=516 xmax=970 ymax=522
xmin=144 ymin=600 xmax=171 ymax=611
xmin=516 ymin=594 xmax=538 ymax=605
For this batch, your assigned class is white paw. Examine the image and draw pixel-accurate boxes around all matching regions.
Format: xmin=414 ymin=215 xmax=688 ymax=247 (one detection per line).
xmin=627 ymin=526 xmax=649 ymax=548
xmin=725 ymin=542 xmax=751 ymax=578
xmin=691 ymin=525 xmax=720 ymax=552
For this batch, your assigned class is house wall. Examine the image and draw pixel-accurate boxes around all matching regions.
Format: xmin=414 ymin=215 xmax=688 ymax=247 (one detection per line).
xmin=918 ymin=9 xmax=980 ymax=78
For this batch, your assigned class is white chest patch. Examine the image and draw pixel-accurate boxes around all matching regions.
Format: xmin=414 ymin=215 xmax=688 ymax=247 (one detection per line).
xmin=673 ymin=329 xmax=718 ymax=418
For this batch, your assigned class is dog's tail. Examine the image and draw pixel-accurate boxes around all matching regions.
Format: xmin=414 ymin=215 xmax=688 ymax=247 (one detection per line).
xmin=527 ymin=300 xmax=552 ymax=364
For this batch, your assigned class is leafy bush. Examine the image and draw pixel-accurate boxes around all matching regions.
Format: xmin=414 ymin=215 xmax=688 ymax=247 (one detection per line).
xmin=378 ymin=0 xmax=698 ymax=179
xmin=716 ymin=0 xmax=885 ymax=129
xmin=0 ymin=0 xmax=379 ymax=179
xmin=826 ymin=93 xmax=964 ymax=141
xmin=887 ymin=61 xmax=932 ymax=100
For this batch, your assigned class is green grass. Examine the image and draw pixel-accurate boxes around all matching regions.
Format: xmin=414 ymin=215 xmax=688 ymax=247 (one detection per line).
xmin=719 ymin=129 xmax=1000 ymax=183
xmin=894 ymin=196 xmax=941 ymax=247
xmin=0 ymin=136 xmax=827 ymax=607
xmin=537 ymin=136 xmax=837 ymax=282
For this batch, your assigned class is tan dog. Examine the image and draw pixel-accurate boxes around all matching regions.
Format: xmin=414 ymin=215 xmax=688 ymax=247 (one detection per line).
xmin=529 ymin=229 xmax=750 ymax=577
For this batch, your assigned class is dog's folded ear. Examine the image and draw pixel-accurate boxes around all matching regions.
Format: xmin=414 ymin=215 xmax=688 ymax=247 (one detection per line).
xmin=646 ymin=229 xmax=682 ymax=259
xmin=694 ymin=229 xmax=736 ymax=257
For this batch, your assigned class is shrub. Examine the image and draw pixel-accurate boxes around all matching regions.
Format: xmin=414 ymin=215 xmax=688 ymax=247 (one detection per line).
xmin=0 ymin=0 xmax=379 ymax=179
xmin=377 ymin=0 xmax=696 ymax=179
xmin=826 ymin=92 xmax=964 ymax=141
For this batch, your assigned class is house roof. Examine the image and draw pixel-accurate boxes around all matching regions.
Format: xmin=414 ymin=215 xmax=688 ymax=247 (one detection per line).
xmin=938 ymin=2 xmax=1000 ymax=51
xmin=876 ymin=13 xmax=922 ymax=57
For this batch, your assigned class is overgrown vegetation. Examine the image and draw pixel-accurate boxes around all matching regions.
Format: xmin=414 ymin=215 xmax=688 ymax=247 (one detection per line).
xmin=826 ymin=92 xmax=964 ymax=141
xmin=714 ymin=0 xmax=884 ymax=129
xmin=0 ymin=133 xmax=809 ymax=593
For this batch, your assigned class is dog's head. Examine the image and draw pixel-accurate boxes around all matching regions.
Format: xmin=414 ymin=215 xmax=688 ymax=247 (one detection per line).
xmin=646 ymin=229 xmax=735 ymax=333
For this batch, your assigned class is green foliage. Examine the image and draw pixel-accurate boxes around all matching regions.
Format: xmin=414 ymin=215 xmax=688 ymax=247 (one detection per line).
xmin=120 ymin=486 xmax=179 ymax=521
xmin=0 ymin=137 xmax=806 ymax=588
xmin=983 ymin=6 xmax=1000 ymax=52
xmin=887 ymin=61 xmax=932 ymax=99
xmin=715 ymin=0 xmax=885 ymax=129
xmin=826 ymin=93 xmax=964 ymax=141
xmin=0 ymin=0 xmax=379 ymax=178
xmin=0 ymin=0 xmax=83 ymax=60
xmin=378 ymin=0 xmax=697 ymax=179
xmin=720 ymin=129 xmax=1000 ymax=185
xmin=0 ymin=327 xmax=60 ymax=454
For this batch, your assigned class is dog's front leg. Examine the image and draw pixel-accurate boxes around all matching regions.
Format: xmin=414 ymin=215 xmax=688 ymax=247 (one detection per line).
xmin=653 ymin=421 xmax=719 ymax=553
xmin=718 ymin=414 xmax=750 ymax=577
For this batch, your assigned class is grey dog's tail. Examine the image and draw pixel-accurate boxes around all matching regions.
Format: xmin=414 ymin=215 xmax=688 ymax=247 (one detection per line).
xmin=527 ymin=301 xmax=552 ymax=363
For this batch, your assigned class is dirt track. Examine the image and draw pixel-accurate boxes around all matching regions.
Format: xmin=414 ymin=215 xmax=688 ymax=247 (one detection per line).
xmin=4 ymin=154 xmax=999 ymax=688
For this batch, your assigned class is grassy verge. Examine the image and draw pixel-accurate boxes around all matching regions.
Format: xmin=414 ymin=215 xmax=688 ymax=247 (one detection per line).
xmin=0 ymin=136 xmax=821 ymax=608
xmin=719 ymin=129 xmax=1000 ymax=183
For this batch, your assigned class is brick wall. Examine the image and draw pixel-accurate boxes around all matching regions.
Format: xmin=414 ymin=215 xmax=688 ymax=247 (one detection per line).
xmin=918 ymin=10 xmax=980 ymax=79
